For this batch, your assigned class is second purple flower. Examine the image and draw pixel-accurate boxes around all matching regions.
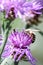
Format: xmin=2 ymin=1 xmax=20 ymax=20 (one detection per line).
xmin=2 ymin=30 xmax=36 ymax=65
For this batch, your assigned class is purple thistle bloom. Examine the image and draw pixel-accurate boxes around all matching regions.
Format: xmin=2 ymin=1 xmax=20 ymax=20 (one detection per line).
xmin=0 ymin=0 xmax=26 ymax=19
xmin=13 ymin=0 xmax=43 ymax=20
xmin=0 ymin=0 xmax=43 ymax=19
xmin=2 ymin=31 xmax=36 ymax=65
xmin=9 ymin=31 xmax=33 ymax=48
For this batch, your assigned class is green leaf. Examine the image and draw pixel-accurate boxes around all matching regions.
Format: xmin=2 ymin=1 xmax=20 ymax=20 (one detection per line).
xmin=10 ymin=18 xmax=26 ymax=32
xmin=0 ymin=12 xmax=4 ymax=25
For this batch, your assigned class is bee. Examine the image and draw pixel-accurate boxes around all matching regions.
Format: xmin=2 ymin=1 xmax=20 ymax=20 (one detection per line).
xmin=25 ymin=29 xmax=40 ymax=43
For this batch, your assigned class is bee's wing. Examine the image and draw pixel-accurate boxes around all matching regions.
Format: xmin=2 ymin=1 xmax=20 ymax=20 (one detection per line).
xmin=25 ymin=29 xmax=40 ymax=32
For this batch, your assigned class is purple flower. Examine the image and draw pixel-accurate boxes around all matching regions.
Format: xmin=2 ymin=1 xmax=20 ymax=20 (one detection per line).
xmin=0 ymin=0 xmax=43 ymax=19
xmin=9 ymin=31 xmax=33 ymax=48
xmin=0 ymin=0 xmax=26 ymax=19
xmin=14 ymin=0 xmax=43 ymax=20
xmin=2 ymin=31 xmax=36 ymax=65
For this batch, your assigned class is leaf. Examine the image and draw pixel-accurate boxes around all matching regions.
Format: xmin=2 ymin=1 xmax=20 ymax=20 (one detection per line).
xmin=10 ymin=18 xmax=26 ymax=31
xmin=0 ymin=12 xmax=4 ymax=25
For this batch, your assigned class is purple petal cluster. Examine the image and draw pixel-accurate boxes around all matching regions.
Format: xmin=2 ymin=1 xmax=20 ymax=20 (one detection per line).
xmin=31 ymin=0 xmax=43 ymax=14
xmin=2 ymin=31 xmax=36 ymax=65
xmin=9 ymin=31 xmax=32 ymax=48
xmin=0 ymin=0 xmax=43 ymax=19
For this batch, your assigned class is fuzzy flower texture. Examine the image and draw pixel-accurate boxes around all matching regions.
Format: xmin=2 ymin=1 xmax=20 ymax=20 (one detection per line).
xmin=0 ymin=0 xmax=43 ymax=19
xmin=1 ymin=31 xmax=36 ymax=65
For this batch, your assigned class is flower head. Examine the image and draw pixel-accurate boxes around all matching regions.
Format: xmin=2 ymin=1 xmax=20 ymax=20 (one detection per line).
xmin=2 ymin=30 xmax=36 ymax=65
xmin=21 ymin=0 xmax=43 ymax=25
xmin=15 ymin=0 xmax=43 ymax=20
xmin=0 ymin=0 xmax=43 ymax=20
xmin=9 ymin=30 xmax=33 ymax=48
xmin=0 ymin=0 xmax=26 ymax=19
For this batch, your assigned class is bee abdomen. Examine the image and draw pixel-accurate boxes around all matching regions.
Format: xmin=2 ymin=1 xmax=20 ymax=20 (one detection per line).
xmin=31 ymin=33 xmax=36 ymax=43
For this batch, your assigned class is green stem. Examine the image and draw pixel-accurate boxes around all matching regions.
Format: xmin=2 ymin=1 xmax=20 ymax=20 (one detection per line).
xmin=0 ymin=29 xmax=9 ymax=55
xmin=14 ymin=61 xmax=19 ymax=65
xmin=0 ymin=20 xmax=11 ymax=58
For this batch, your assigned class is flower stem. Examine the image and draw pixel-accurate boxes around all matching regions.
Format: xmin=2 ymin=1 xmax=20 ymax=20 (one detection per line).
xmin=0 ymin=20 xmax=11 ymax=58
xmin=14 ymin=61 xmax=19 ymax=65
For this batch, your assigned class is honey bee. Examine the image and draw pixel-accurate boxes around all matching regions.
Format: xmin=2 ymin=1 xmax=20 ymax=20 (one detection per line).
xmin=25 ymin=29 xmax=40 ymax=43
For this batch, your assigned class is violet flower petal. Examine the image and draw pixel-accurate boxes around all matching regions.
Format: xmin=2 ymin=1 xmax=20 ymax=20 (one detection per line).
xmin=26 ymin=49 xmax=36 ymax=65
xmin=14 ymin=52 xmax=19 ymax=61
xmin=16 ymin=50 xmax=25 ymax=62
